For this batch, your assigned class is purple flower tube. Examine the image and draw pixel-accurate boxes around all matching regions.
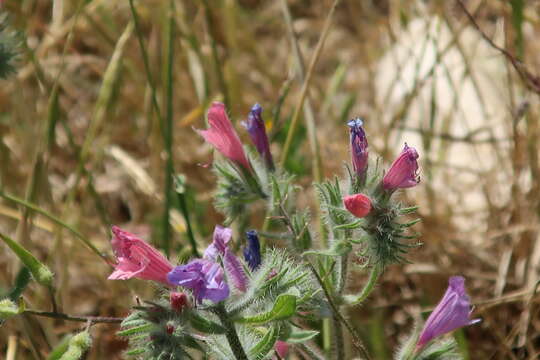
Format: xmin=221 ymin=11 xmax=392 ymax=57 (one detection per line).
xmin=417 ymin=276 xmax=480 ymax=350
xmin=243 ymin=103 xmax=274 ymax=170
xmin=347 ymin=118 xmax=368 ymax=178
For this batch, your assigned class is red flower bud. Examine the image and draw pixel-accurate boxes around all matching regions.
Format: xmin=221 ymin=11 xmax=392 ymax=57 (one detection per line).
xmin=170 ymin=292 xmax=189 ymax=312
xmin=343 ymin=194 xmax=372 ymax=218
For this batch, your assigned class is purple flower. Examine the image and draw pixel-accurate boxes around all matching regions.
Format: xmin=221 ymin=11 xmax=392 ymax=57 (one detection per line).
xmin=243 ymin=103 xmax=274 ymax=170
xmin=224 ymin=248 xmax=248 ymax=292
xmin=416 ymin=276 xmax=480 ymax=350
xmin=243 ymin=230 xmax=261 ymax=271
xmin=167 ymin=259 xmax=229 ymax=304
xmin=347 ymin=118 xmax=368 ymax=178
xmin=203 ymin=225 xmax=232 ymax=261
xmin=382 ymin=143 xmax=420 ymax=190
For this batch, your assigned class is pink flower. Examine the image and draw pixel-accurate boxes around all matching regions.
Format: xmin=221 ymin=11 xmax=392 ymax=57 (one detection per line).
xmin=275 ymin=341 xmax=289 ymax=358
xmin=108 ymin=226 xmax=173 ymax=285
xmin=343 ymin=194 xmax=372 ymax=218
xmin=197 ymin=102 xmax=251 ymax=169
xmin=382 ymin=143 xmax=420 ymax=190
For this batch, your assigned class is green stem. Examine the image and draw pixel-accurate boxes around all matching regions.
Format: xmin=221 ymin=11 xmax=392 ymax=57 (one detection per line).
xmin=161 ymin=0 xmax=176 ymax=257
xmin=128 ymin=0 xmax=162 ymax=121
xmin=344 ymin=264 xmax=382 ymax=305
xmin=332 ymin=313 xmax=345 ymax=360
xmin=0 ymin=191 xmax=108 ymax=264
xmin=306 ymin=261 xmax=371 ymax=359
xmin=177 ymin=192 xmax=200 ymax=257
xmin=214 ymin=304 xmax=249 ymax=360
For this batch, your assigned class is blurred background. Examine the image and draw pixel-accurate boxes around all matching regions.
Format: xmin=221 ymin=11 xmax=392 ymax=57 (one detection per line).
xmin=1 ymin=0 xmax=539 ymax=358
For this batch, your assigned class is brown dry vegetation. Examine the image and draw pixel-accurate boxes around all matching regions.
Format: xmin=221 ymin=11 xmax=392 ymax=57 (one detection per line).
xmin=1 ymin=0 xmax=540 ymax=359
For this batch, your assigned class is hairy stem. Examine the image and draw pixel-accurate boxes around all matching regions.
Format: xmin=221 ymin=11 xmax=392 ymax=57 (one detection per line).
xmin=332 ymin=313 xmax=345 ymax=360
xmin=24 ymin=310 xmax=122 ymax=324
xmin=306 ymin=261 xmax=371 ymax=359
xmin=215 ymin=304 xmax=249 ymax=360
xmin=345 ymin=264 xmax=382 ymax=305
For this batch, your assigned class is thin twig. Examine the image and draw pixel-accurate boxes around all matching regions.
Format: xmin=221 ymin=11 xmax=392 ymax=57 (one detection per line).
xmin=456 ymin=0 xmax=540 ymax=94
xmin=23 ymin=310 xmax=123 ymax=324
xmin=279 ymin=0 xmax=323 ymax=182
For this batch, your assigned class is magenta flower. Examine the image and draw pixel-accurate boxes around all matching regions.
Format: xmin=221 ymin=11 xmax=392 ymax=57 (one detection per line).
xmin=108 ymin=226 xmax=173 ymax=285
xmin=167 ymin=259 xmax=229 ymax=304
xmin=348 ymin=118 xmax=368 ymax=178
xmin=343 ymin=193 xmax=372 ymax=218
xmin=416 ymin=276 xmax=480 ymax=350
xmin=382 ymin=143 xmax=420 ymax=190
xmin=243 ymin=103 xmax=274 ymax=170
xmin=197 ymin=102 xmax=251 ymax=170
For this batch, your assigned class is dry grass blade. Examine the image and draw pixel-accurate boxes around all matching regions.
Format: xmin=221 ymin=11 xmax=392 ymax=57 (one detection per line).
xmin=280 ymin=0 xmax=341 ymax=167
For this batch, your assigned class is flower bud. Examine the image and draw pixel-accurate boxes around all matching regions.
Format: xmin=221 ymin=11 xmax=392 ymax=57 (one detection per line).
xmin=275 ymin=340 xmax=289 ymax=358
xmin=243 ymin=103 xmax=274 ymax=170
xmin=243 ymin=230 xmax=261 ymax=271
xmin=343 ymin=194 xmax=372 ymax=218
xmin=348 ymin=118 xmax=368 ymax=178
xmin=382 ymin=143 xmax=420 ymax=190
xmin=170 ymin=292 xmax=189 ymax=312
xmin=416 ymin=276 xmax=480 ymax=351
xmin=197 ymin=102 xmax=251 ymax=170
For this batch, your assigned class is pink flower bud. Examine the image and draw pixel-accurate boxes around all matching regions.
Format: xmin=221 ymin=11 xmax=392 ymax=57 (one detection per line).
xmin=343 ymin=194 xmax=372 ymax=218
xmin=197 ymin=102 xmax=251 ymax=170
xmin=275 ymin=341 xmax=289 ymax=358
xmin=382 ymin=143 xmax=420 ymax=190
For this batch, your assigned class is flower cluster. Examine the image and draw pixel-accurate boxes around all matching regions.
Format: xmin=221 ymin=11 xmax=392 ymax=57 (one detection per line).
xmin=108 ymin=224 xmax=258 ymax=305
xmin=104 ymin=104 xmax=480 ymax=360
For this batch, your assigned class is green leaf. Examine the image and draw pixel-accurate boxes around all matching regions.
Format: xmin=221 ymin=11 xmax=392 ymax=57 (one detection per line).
xmin=235 ymin=295 xmax=297 ymax=324
xmin=249 ymin=325 xmax=280 ymax=360
xmin=58 ymin=331 xmax=92 ymax=360
xmin=189 ymin=312 xmax=226 ymax=334
xmin=333 ymin=220 xmax=363 ymax=230
xmin=7 ymin=267 xmax=31 ymax=301
xmin=0 ymin=232 xmax=53 ymax=287
xmin=286 ymin=328 xmax=319 ymax=343
xmin=47 ymin=335 xmax=73 ymax=360
xmin=399 ymin=219 xmax=421 ymax=228
xmin=399 ymin=205 xmax=419 ymax=215
xmin=0 ymin=299 xmax=19 ymax=319
xmin=117 ymin=323 xmax=153 ymax=337
xmin=303 ymin=241 xmax=352 ymax=257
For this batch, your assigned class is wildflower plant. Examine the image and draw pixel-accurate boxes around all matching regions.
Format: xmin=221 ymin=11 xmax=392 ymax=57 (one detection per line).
xmin=1 ymin=102 xmax=480 ymax=360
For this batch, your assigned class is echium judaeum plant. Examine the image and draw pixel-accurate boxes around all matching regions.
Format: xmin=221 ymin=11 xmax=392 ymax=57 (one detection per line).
xmin=0 ymin=101 xmax=481 ymax=359
xmin=98 ymin=103 xmax=481 ymax=360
